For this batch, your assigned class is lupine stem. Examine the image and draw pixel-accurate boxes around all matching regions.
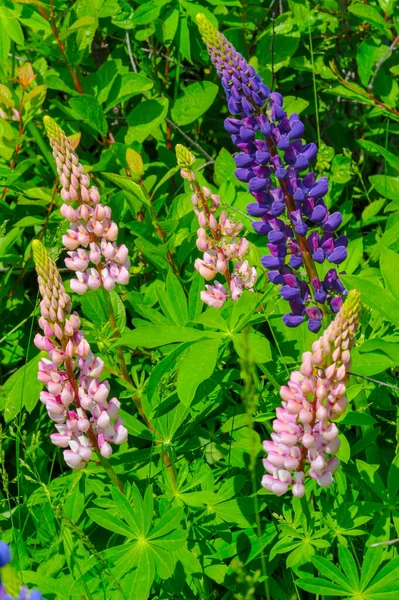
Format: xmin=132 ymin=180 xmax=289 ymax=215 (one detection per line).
xmin=103 ymin=288 xmax=177 ymax=487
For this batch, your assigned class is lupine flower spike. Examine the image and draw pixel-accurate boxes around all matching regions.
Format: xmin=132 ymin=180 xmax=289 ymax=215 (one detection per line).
xmin=43 ymin=116 xmax=130 ymax=294
xmin=33 ymin=240 xmax=128 ymax=469
xmin=261 ymin=290 xmax=361 ymax=497
xmin=176 ymin=144 xmax=257 ymax=307
xmin=0 ymin=541 xmax=42 ymax=599
xmin=197 ymin=15 xmax=348 ymax=333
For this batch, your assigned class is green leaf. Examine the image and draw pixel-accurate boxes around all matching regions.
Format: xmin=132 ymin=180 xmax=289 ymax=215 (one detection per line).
xmin=370 ymin=219 xmax=399 ymax=260
xmin=105 ymin=73 xmax=154 ymax=111
xmin=126 ymin=98 xmax=169 ymax=143
xmin=2 ymin=353 xmax=45 ymax=421
xmin=311 ymin=556 xmax=352 ymax=592
xmin=87 ymin=508 xmax=136 ymax=537
xmin=102 ymin=172 xmax=150 ymax=207
xmin=296 ymin=577 xmax=349 ymax=596
xmin=337 ymin=433 xmax=351 ymax=463
xmin=230 ymin=291 xmax=262 ymax=332
xmin=161 ymin=271 xmax=188 ymax=325
xmin=112 ymin=486 xmax=140 ymax=537
xmin=356 ymin=40 xmax=387 ymax=87
xmin=342 ymin=275 xmax=399 ymax=326
xmin=348 ymin=3 xmax=387 ymax=28
xmin=117 ymin=326 xmax=223 ymax=349
xmin=132 ymin=0 xmax=168 ymax=25
xmin=340 ymin=238 xmax=363 ymax=274
xmin=233 ymin=332 xmax=272 ymax=364
xmin=338 ymin=546 xmax=359 ymax=589
xmin=380 ymin=248 xmax=399 ymax=303
xmin=369 ymin=175 xmax=399 ymax=201
xmin=358 ymin=139 xmax=399 ymax=172
xmin=69 ymin=95 xmax=108 ymax=136
xmin=171 ymin=82 xmax=219 ymax=126
xmin=214 ymin=148 xmax=237 ymax=187
xmin=0 ymin=6 xmax=24 ymax=46
xmin=188 ymin=274 xmax=204 ymax=321
xmin=176 ymin=339 xmax=220 ymax=406
xmin=178 ymin=15 xmax=191 ymax=63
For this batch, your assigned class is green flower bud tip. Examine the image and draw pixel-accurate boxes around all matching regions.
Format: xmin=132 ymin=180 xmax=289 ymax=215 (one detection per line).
xmin=175 ymin=144 xmax=196 ymax=169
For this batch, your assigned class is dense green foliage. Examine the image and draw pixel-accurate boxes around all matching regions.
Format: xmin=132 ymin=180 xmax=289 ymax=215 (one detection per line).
xmin=1 ymin=0 xmax=399 ymax=598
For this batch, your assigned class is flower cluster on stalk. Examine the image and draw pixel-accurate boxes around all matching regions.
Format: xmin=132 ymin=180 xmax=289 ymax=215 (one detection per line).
xmin=43 ymin=116 xmax=130 ymax=294
xmin=33 ymin=240 xmax=128 ymax=469
xmin=0 ymin=541 xmax=42 ymax=599
xmin=176 ymin=144 xmax=257 ymax=308
xmin=261 ymin=290 xmax=360 ymax=497
xmin=197 ymin=14 xmax=348 ymax=333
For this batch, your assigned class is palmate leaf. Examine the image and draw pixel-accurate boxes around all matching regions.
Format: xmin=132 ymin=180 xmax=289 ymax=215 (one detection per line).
xmin=338 ymin=546 xmax=359 ymax=589
xmin=311 ymin=556 xmax=353 ymax=592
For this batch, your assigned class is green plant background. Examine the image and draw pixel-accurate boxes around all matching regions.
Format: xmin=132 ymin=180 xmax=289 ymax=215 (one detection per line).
xmin=1 ymin=0 xmax=399 ymax=598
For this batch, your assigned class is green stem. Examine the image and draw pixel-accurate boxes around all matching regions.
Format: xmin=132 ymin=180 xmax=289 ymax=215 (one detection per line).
xmin=95 ymin=449 xmax=124 ymax=493
xmin=307 ymin=2 xmax=321 ymax=149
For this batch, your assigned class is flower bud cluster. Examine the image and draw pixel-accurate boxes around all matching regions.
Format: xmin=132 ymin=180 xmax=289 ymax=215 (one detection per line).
xmin=197 ymin=15 xmax=348 ymax=333
xmin=43 ymin=116 xmax=130 ymax=294
xmin=261 ymin=290 xmax=361 ymax=497
xmin=33 ymin=241 xmax=128 ymax=469
xmin=176 ymin=144 xmax=257 ymax=308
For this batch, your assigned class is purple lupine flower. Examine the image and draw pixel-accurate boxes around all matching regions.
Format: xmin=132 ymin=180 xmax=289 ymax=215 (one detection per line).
xmin=261 ymin=290 xmax=361 ymax=497
xmin=43 ymin=117 xmax=130 ymax=295
xmin=197 ymin=15 xmax=348 ymax=332
xmin=32 ymin=241 xmax=128 ymax=470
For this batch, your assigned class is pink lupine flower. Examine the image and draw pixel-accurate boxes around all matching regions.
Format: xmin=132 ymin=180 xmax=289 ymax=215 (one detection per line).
xmin=32 ymin=240 xmax=128 ymax=470
xmin=201 ymin=281 xmax=229 ymax=308
xmin=176 ymin=144 xmax=257 ymax=308
xmin=43 ymin=116 xmax=130 ymax=294
xmin=261 ymin=290 xmax=361 ymax=497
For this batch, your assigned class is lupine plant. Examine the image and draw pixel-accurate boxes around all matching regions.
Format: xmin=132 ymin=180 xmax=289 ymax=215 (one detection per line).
xmin=1 ymin=2 xmax=399 ymax=599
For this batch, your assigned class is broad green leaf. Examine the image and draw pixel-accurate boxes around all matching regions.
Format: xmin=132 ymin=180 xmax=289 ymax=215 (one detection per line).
xmin=380 ymin=248 xmax=399 ymax=303
xmin=148 ymin=506 xmax=184 ymax=539
xmin=230 ymin=291 xmax=263 ymax=332
xmin=162 ymin=271 xmax=188 ymax=325
xmin=126 ymin=98 xmax=169 ymax=143
xmin=105 ymin=73 xmax=154 ymax=111
xmin=117 ymin=326 xmax=223 ymax=349
xmin=348 ymin=3 xmax=387 ymax=28
xmin=342 ymin=275 xmax=399 ymax=327
xmin=69 ymin=95 xmax=108 ymax=136
xmin=233 ymin=332 xmax=272 ymax=363
xmin=2 ymin=352 xmax=45 ymax=421
xmin=176 ymin=339 xmax=220 ymax=406
xmin=171 ymin=82 xmax=219 ymax=126
xmin=369 ymin=175 xmax=399 ymax=201
xmin=188 ymin=273 xmax=204 ymax=320
xmin=359 ymin=546 xmax=384 ymax=590
xmin=0 ymin=6 xmax=24 ymax=46
xmin=101 ymin=172 xmax=150 ymax=207
xmin=358 ymin=139 xmax=399 ymax=171
xmin=356 ymin=40 xmax=387 ymax=87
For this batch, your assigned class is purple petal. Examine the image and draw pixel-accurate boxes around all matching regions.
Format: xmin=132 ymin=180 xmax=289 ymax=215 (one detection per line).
xmin=323 ymin=211 xmax=343 ymax=232
xmin=308 ymin=318 xmax=322 ymax=333
xmin=261 ymin=255 xmax=285 ymax=269
xmin=268 ymin=230 xmax=286 ymax=244
xmin=235 ymin=168 xmax=254 ymax=183
xmin=328 ymin=246 xmax=347 ymax=264
xmin=247 ymin=202 xmax=269 ymax=217
xmin=252 ymin=221 xmax=271 ymax=235
xmin=310 ymin=177 xmax=328 ymax=198
xmin=288 ymin=118 xmax=305 ymax=140
xmin=255 ymin=150 xmax=270 ymax=165
xmin=290 ymin=255 xmax=303 ymax=269
xmin=312 ymin=248 xmax=325 ymax=264
xmin=268 ymin=270 xmax=285 ymax=284
xmin=224 ymin=118 xmax=242 ymax=134
xmin=249 ymin=177 xmax=267 ymax=193
xmin=330 ymin=296 xmax=343 ymax=313
xmin=234 ymin=153 xmax=255 ymax=169
xmin=280 ymin=285 xmax=300 ymax=300
xmin=310 ymin=205 xmax=327 ymax=222
xmin=283 ymin=314 xmax=305 ymax=327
